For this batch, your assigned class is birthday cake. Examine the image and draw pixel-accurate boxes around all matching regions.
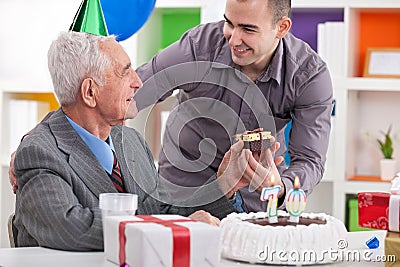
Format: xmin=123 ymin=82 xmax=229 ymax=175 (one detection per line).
xmin=220 ymin=211 xmax=347 ymax=265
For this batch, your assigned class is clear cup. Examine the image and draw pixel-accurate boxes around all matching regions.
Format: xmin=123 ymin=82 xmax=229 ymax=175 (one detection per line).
xmin=99 ymin=193 xmax=138 ymax=222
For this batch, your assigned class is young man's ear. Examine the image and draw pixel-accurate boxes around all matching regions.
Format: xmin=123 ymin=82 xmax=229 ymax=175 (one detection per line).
xmin=275 ymin=17 xmax=292 ymax=39
xmin=81 ymin=78 xmax=98 ymax=107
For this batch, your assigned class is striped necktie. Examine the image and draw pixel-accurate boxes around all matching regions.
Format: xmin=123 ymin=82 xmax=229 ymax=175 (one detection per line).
xmin=110 ymin=150 xmax=126 ymax=193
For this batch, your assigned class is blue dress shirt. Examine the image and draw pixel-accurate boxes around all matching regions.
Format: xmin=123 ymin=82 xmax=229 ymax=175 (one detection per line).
xmin=230 ymin=191 xmax=244 ymax=212
xmin=65 ymin=115 xmax=115 ymax=174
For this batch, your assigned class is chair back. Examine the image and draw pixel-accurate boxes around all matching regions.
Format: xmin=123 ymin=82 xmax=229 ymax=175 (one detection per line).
xmin=7 ymin=213 xmax=17 ymax=247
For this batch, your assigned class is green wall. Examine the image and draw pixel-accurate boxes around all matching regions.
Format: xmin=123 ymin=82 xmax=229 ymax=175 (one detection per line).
xmin=161 ymin=8 xmax=200 ymax=49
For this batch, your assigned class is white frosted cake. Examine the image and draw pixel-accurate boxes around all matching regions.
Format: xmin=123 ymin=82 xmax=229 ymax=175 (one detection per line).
xmin=220 ymin=210 xmax=347 ymax=265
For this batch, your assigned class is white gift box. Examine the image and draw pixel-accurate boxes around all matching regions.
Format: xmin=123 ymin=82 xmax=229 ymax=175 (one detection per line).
xmin=104 ymin=214 xmax=221 ymax=267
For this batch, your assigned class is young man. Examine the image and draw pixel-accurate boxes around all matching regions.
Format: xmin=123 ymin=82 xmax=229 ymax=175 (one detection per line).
xmin=135 ymin=0 xmax=334 ymax=212
xmin=14 ymin=31 xmax=270 ymax=251
xmin=10 ymin=0 xmax=332 ymax=214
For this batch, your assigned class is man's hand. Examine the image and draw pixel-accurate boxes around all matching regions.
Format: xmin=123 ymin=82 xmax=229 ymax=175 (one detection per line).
xmin=245 ymin=129 xmax=284 ymax=198
xmin=9 ymin=151 xmax=18 ymax=194
xmin=246 ymin=145 xmax=285 ymax=198
xmin=216 ymin=140 xmax=253 ymax=199
xmin=188 ymin=210 xmax=220 ymax=226
xmin=244 ymin=127 xmax=284 ymax=167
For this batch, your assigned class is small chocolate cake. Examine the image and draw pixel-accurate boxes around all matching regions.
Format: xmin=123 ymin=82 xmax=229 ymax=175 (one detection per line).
xmin=234 ymin=131 xmax=272 ymax=152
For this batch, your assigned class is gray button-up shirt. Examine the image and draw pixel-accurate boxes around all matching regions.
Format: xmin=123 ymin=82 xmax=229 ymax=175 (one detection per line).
xmin=135 ymin=20 xmax=333 ymax=212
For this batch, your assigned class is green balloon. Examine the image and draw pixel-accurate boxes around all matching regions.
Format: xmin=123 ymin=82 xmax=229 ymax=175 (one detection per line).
xmin=69 ymin=0 xmax=109 ymax=36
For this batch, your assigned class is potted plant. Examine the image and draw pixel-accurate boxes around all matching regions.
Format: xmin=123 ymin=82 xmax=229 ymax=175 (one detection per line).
xmin=378 ymin=125 xmax=396 ymax=181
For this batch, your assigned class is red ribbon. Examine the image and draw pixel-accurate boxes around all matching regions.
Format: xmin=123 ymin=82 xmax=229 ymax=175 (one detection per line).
xmin=118 ymin=215 xmax=194 ymax=267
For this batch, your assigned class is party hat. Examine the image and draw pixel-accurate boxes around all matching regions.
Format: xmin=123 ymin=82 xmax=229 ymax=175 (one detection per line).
xmin=69 ymin=0 xmax=109 ymax=36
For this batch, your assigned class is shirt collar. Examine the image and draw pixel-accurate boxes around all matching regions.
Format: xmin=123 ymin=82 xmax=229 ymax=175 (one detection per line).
xmin=65 ymin=114 xmax=114 ymax=174
xmin=212 ymin=44 xmax=254 ymax=85
xmin=259 ymin=38 xmax=283 ymax=84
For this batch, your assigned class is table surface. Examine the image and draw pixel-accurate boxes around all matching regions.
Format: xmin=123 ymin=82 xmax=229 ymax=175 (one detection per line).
xmin=0 ymin=231 xmax=390 ymax=267
xmin=0 ymin=247 xmax=387 ymax=267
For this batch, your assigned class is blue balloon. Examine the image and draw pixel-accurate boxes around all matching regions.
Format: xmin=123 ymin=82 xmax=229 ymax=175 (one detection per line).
xmin=101 ymin=0 xmax=156 ymax=41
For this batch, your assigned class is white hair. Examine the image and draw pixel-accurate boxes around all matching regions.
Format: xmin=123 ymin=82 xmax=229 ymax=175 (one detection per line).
xmin=47 ymin=31 xmax=116 ymax=106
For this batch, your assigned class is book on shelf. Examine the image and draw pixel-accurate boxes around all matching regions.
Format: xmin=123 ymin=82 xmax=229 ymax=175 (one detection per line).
xmin=317 ymin=21 xmax=345 ymax=78
xmin=317 ymin=21 xmax=343 ymax=181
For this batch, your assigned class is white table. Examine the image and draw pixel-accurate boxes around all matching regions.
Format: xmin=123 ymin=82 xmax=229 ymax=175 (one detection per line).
xmin=0 ymin=247 xmax=386 ymax=267
xmin=0 ymin=247 xmax=114 ymax=267
xmin=0 ymin=231 xmax=388 ymax=267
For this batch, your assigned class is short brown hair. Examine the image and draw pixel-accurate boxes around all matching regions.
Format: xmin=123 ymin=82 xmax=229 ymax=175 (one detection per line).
xmin=231 ymin=0 xmax=291 ymax=24
xmin=268 ymin=0 xmax=291 ymax=23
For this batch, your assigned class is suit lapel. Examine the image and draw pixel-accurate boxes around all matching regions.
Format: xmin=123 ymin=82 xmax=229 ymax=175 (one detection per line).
xmin=111 ymin=126 xmax=161 ymax=215
xmin=49 ymin=109 xmax=117 ymax=198
xmin=111 ymin=126 xmax=137 ymax=194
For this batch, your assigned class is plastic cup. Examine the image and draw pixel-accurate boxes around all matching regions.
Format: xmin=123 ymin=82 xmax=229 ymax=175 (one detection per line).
xmin=99 ymin=193 xmax=138 ymax=223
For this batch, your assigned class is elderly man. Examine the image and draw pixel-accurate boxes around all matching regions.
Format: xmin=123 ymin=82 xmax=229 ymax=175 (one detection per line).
xmin=13 ymin=31 xmax=273 ymax=251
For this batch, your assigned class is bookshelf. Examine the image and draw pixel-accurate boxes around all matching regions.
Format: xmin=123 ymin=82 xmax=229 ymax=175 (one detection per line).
xmin=334 ymin=4 xmax=400 ymax=223
xmin=129 ymin=1 xmax=400 ymax=223
xmin=1 ymin=0 xmax=400 ymax=246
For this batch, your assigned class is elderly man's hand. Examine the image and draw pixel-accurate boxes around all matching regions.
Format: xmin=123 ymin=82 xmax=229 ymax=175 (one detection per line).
xmin=9 ymin=151 xmax=18 ymax=194
xmin=216 ymin=140 xmax=253 ymax=199
xmin=188 ymin=210 xmax=220 ymax=226
xmin=217 ymin=134 xmax=285 ymax=200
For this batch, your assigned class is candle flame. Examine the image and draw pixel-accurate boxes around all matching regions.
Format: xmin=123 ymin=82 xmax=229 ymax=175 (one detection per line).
xmin=270 ymin=175 xmax=275 ymax=186
xmin=294 ymin=176 xmax=300 ymax=190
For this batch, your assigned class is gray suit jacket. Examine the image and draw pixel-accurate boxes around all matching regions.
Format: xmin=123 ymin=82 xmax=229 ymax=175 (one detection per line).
xmin=14 ymin=108 xmax=235 ymax=251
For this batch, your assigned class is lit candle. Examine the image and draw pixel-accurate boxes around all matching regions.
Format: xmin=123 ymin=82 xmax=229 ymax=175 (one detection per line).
xmin=260 ymin=175 xmax=281 ymax=224
xmin=285 ymin=176 xmax=307 ymax=223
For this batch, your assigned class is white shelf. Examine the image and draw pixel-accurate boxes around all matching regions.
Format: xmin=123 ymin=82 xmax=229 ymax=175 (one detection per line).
xmin=348 ymin=1 xmax=400 ymax=8
xmin=1 ymin=88 xmax=54 ymax=94
xmin=341 ymin=181 xmax=391 ymax=194
xmin=0 ymin=83 xmax=54 ymax=93
xmin=292 ymin=0 xmax=346 ymax=8
xmin=345 ymin=77 xmax=400 ymax=91
xmin=155 ymin=0 xmax=204 ymax=8
xmin=292 ymin=0 xmax=400 ymax=8
xmin=321 ymin=176 xmax=334 ymax=182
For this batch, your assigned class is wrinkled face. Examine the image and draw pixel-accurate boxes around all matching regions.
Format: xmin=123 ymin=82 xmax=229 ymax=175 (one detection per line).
xmin=223 ymin=0 xmax=280 ymax=70
xmin=97 ymin=39 xmax=142 ymax=125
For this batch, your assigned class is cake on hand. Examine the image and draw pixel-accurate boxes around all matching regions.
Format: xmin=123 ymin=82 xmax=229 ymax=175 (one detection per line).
xmin=220 ymin=211 xmax=348 ymax=265
xmin=234 ymin=130 xmax=272 ymax=152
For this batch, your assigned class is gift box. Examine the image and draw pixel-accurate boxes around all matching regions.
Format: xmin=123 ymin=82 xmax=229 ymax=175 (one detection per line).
xmin=358 ymin=192 xmax=400 ymax=232
xmin=103 ymin=214 xmax=221 ymax=267
xmin=385 ymin=232 xmax=400 ymax=266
